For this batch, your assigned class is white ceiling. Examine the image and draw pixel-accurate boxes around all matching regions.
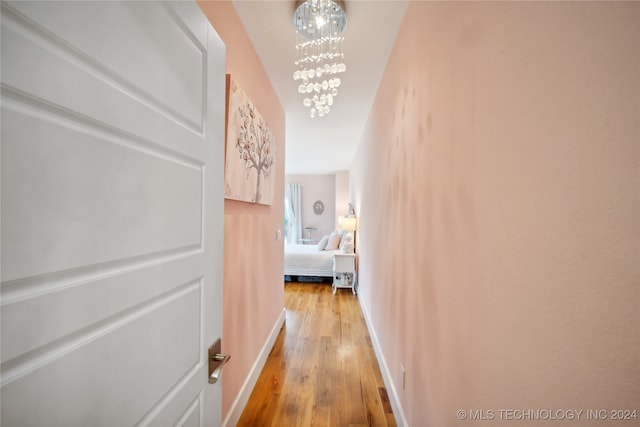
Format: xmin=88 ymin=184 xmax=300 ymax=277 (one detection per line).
xmin=232 ymin=0 xmax=408 ymax=175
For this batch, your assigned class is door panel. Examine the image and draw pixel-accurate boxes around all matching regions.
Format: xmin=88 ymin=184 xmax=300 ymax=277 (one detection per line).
xmin=2 ymin=282 xmax=201 ymax=425
xmin=5 ymin=1 xmax=207 ymax=131
xmin=2 ymin=1 xmax=207 ymax=140
xmin=1 ymin=1 xmax=225 ymax=425
xmin=1 ymin=106 xmax=203 ymax=281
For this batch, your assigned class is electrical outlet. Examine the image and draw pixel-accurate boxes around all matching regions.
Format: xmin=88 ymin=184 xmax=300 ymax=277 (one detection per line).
xmin=276 ymin=229 xmax=282 ymax=240
xmin=400 ymin=364 xmax=406 ymax=389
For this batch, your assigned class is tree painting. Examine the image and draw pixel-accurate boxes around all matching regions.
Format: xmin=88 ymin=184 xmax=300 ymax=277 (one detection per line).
xmin=235 ymin=103 xmax=274 ymax=203
xmin=225 ymin=76 xmax=276 ymax=205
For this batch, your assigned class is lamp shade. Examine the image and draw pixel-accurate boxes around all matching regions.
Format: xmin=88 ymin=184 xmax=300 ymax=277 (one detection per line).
xmin=341 ymin=216 xmax=357 ymax=231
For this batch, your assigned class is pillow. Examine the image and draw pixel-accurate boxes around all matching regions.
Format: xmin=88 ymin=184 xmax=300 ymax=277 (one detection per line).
xmin=339 ymin=232 xmax=353 ymax=250
xmin=317 ymin=235 xmax=329 ymax=251
xmin=324 ymin=232 xmax=342 ymax=251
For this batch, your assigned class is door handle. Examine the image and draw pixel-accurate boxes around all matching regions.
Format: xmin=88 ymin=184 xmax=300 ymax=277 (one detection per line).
xmin=208 ymin=338 xmax=230 ymax=384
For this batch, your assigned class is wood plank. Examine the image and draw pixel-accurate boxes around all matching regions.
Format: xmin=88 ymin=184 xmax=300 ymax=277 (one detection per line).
xmin=237 ymin=282 xmax=397 ymax=426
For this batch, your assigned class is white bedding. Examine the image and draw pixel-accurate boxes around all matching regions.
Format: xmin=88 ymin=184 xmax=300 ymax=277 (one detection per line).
xmin=284 ymin=244 xmax=339 ymax=277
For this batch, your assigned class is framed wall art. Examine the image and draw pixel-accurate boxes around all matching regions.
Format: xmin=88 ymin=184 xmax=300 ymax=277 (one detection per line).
xmin=313 ymin=200 xmax=324 ymax=215
xmin=225 ymin=75 xmax=276 ymax=205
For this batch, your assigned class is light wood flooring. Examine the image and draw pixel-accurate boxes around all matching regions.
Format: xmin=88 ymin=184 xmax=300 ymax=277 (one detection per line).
xmin=237 ymin=281 xmax=396 ymax=427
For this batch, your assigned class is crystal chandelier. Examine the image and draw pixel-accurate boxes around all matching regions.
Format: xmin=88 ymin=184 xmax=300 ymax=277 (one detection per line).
xmin=292 ymin=0 xmax=347 ymax=118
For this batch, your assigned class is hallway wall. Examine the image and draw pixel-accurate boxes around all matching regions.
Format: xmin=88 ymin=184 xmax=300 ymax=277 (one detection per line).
xmin=197 ymin=1 xmax=286 ymax=421
xmin=351 ymin=2 xmax=639 ymax=425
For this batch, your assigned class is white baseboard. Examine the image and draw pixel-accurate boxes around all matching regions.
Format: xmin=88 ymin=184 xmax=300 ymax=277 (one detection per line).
xmin=222 ymin=307 xmax=286 ymax=427
xmin=358 ymin=297 xmax=408 ymax=427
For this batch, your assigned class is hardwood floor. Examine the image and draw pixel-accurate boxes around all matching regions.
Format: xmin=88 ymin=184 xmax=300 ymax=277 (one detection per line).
xmin=237 ymin=282 xmax=396 ymax=427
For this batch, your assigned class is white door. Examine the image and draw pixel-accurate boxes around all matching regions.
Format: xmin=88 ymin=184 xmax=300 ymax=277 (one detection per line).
xmin=1 ymin=1 xmax=226 ymax=425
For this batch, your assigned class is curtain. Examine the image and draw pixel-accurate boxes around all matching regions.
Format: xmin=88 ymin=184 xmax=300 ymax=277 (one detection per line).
xmin=285 ymin=183 xmax=302 ymax=244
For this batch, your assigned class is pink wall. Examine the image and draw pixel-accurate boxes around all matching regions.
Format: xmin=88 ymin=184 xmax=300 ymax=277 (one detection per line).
xmin=285 ymin=174 xmax=337 ymax=242
xmin=197 ymin=1 xmax=285 ymax=420
xmin=351 ymin=2 xmax=639 ymax=425
xmin=335 ymin=170 xmax=350 ymax=228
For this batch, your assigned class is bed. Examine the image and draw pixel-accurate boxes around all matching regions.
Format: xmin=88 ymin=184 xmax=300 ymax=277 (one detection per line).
xmin=284 ymin=243 xmax=340 ymax=278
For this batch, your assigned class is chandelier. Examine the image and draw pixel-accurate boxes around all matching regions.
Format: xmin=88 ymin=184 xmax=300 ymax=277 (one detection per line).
xmin=292 ymin=0 xmax=347 ymax=118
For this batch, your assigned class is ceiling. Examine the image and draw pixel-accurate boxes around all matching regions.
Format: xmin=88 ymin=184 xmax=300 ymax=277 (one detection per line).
xmin=232 ymin=0 xmax=408 ymax=175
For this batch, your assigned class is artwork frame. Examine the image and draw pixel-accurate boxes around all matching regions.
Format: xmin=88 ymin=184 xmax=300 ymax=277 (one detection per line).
xmin=313 ymin=200 xmax=324 ymax=215
xmin=224 ymin=75 xmax=276 ymax=205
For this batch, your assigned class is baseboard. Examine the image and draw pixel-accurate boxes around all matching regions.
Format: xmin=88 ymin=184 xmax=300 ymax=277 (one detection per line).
xmin=222 ymin=307 xmax=286 ymax=427
xmin=358 ymin=297 xmax=409 ymax=427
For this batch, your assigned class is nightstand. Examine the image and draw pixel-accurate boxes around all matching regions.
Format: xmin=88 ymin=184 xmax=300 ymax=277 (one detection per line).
xmin=332 ymin=253 xmax=357 ymax=295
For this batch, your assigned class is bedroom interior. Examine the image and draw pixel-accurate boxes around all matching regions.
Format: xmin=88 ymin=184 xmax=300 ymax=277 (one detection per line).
xmin=284 ymin=172 xmax=356 ymax=284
